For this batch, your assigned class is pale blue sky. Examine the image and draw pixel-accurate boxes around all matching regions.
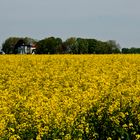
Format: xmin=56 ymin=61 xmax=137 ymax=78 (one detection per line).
xmin=0 ymin=0 xmax=140 ymax=49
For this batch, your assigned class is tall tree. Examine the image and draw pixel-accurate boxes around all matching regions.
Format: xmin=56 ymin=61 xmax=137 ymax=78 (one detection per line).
xmin=36 ymin=37 xmax=62 ymax=54
xmin=107 ymin=40 xmax=121 ymax=53
xmin=86 ymin=39 xmax=98 ymax=54
xmin=65 ymin=37 xmax=78 ymax=54
xmin=2 ymin=37 xmax=19 ymax=54
xmin=2 ymin=37 xmax=37 ymax=54
xmin=77 ymin=38 xmax=88 ymax=54
xmin=24 ymin=37 xmax=37 ymax=45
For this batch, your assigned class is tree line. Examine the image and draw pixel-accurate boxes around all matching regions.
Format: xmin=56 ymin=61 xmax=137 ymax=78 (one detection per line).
xmin=1 ymin=36 xmax=140 ymax=54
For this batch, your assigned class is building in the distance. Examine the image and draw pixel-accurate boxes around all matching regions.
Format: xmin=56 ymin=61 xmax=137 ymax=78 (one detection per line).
xmin=17 ymin=44 xmax=36 ymax=54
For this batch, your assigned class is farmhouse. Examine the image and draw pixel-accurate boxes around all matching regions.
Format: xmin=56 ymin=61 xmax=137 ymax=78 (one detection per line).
xmin=17 ymin=43 xmax=36 ymax=54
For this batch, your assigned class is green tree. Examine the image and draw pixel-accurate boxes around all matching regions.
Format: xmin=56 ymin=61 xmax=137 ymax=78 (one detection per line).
xmin=24 ymin=37 xmax=37 ymax=45
xmin=77 ymin=38 xmax=88 ymax=54
xmin=2 ymin=37 xmax=20 ymax=54
xmin=2 ymin=37 xmax=37 ymax=54
xmin=94 ymin=40 xmax=121 ymax=54
xmin=122 ymin=48 xmax=129 ymax=54
xmin=94 ymin=41 xmax=104 ymax=54
xmin=122 ymin=47 xmax=140 ymax=54
xmin=107 ymin=40 xmax=121 ymax=53
xmin=86 ymin=39 xmax=98 ymax=54
xmin=36 ymin=37 xmax=62 ymax=54
xmin=65 ymin=37 xmax=78 ymax=54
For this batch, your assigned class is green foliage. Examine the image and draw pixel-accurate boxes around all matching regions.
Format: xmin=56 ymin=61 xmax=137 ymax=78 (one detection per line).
xmin=36 ymin=37 xmax=62 ymax=54
xmin=77 ymin=38 xmax=88 ymax=54
xmin=2 ymin=37 xmax=37 ymax=54
xmin=86 ymin=39 xmax=97 ymax=54
xmin=2 ymin=37 xmax=19 ymax=54
xmin=122 ymin=47 xmax=140 ymax=54
xmin=65 ymin=37 xmax=78 ymax=54
xmin=2 ymin=36 xmax=121 ymax=54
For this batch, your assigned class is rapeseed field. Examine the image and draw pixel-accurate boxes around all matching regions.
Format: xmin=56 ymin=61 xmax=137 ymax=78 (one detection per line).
xmin=0 ymin=55 xmax=140 ymax=139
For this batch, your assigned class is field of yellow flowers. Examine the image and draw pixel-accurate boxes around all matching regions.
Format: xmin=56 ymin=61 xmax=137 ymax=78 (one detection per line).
xmin=0 ymin=55 xmax=140 ymax=139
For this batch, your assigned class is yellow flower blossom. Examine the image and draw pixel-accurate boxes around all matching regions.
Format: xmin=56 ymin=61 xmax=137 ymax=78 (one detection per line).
xmin=0 ymin=54 xmax=140 ymax=139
